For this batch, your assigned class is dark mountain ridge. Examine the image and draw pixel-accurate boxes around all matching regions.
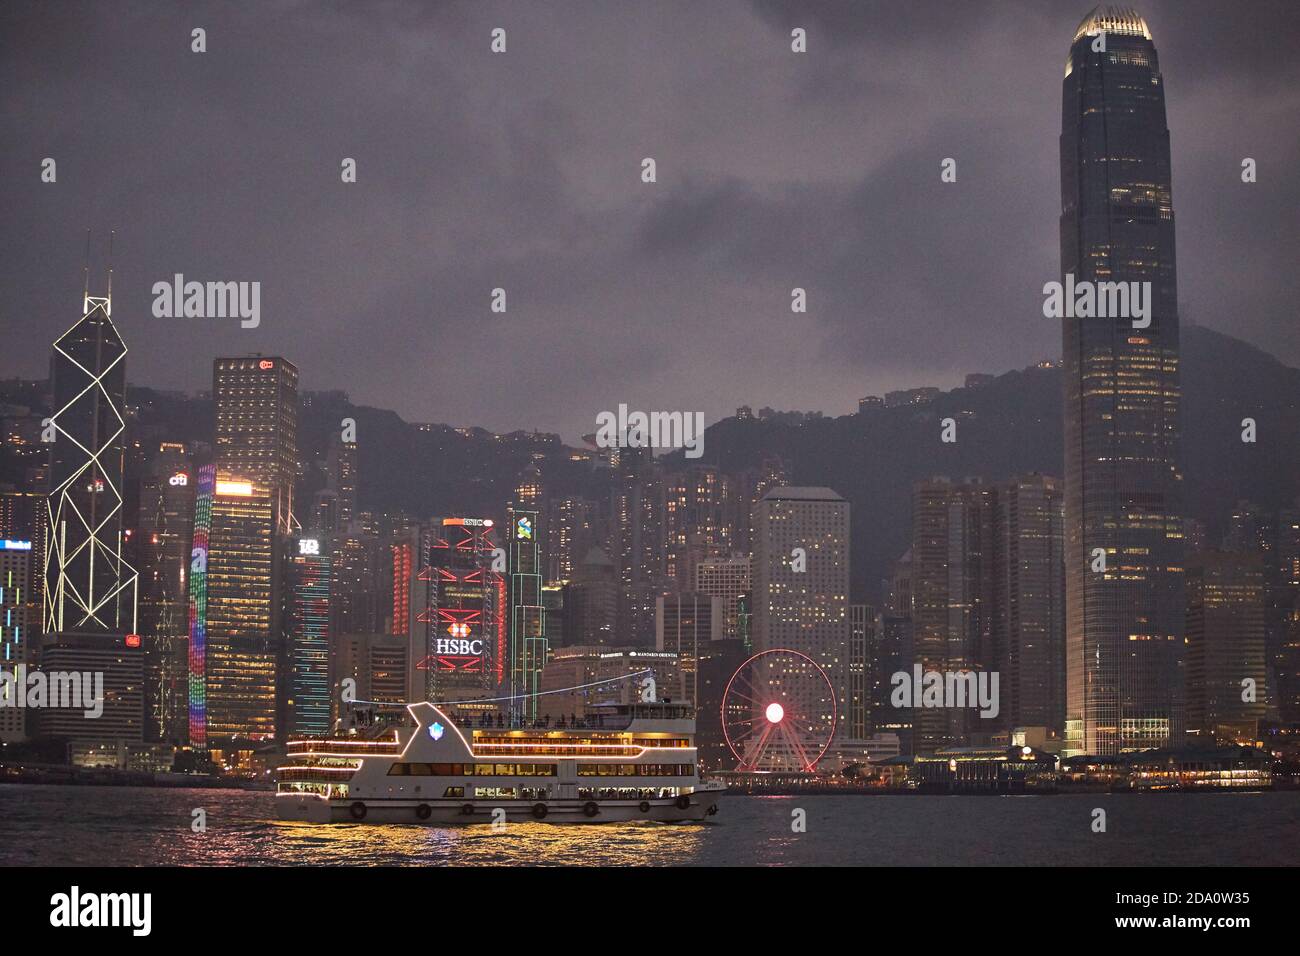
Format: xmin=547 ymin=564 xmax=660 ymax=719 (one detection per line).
xmin=4 ymin=325 xmax=1295 ymax=604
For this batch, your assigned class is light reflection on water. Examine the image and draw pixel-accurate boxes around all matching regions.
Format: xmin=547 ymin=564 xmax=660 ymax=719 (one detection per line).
xmin=2 ymin=785 xmax=1296 ymax=866
xmin=263 ymin=817 xmax=708 ymax=866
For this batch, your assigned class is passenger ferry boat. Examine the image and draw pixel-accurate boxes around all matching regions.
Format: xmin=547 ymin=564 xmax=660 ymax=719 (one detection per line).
xmin=276 ymin=700 xmax=724 ymax=824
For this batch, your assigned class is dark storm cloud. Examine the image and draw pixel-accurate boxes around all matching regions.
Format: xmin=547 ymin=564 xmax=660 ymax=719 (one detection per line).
xmin=1 ymin=0 xmax=1296 ymax=443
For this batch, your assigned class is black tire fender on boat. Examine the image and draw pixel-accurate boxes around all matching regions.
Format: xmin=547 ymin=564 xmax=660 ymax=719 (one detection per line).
xmin=460 ymin=803 xmax=474 ymax=816
xmin=349 ymin=801 xmax=367 ymax=820
xmin=415 ymin=803 xmax=432 ymax=820
xmin=638 ymin=801 xmax=651 ymax=813
xmin=675 ymin=794 xmax=692 ymax=810
xmin=532 ymin=802 xmax=548 ymax=819
xmin=582 ymin=801 xmax=600 ymax=818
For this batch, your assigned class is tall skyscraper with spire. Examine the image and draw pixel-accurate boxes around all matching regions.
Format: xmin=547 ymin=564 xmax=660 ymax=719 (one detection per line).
xmin=1060 ymin=6 xmax=1184 ymax=754
xmin=43 ymin=274 xmax=137 ymax=635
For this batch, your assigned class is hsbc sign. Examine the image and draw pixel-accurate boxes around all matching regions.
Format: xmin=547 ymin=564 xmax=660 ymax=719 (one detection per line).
xmin=435 ymin=638 xmax=482 ymax=656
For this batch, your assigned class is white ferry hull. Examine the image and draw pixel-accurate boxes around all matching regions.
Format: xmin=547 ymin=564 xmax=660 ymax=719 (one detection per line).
xmin=276 ymin=790 xmax=722 ymax=825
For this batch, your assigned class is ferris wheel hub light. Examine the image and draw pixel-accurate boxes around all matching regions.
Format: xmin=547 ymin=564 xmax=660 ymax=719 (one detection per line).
xmin=724 ymin=649 xmax=835 ymax=774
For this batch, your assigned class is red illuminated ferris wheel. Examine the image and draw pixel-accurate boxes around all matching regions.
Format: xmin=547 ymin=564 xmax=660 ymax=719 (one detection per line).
xmin=721 ymin=649 xmax=837 ymax=772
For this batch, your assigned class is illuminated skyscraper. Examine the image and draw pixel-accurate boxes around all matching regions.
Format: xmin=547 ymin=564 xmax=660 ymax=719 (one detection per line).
xmin=36 ymin=631 xmax=144 ymax=750
xmin=508 ymin=506 xmax=546 ymax=722
xmin=847 ymin=604 xmax=874 ymax=740
xmin=330 ymin=529 xmax=386 ymax=638
xmin=187 ymin=465 xmax=215 ymax=749
xmin=515 ymin=461 xmax=542 ymax=512
xmin=322 ymin=432 xmax=357 ymax=533
xmin=421 ymin=518 xmax=501 ymax=705
xmin=993 ymin=475 xmax=1066 ymax=736
xmin=1060 ymin=6 xmax=1184 ymax=754
xmin=391 ymin=526 xmax=420 ymax=694
xmin=611 ymin=449 xmax=667 ymax=646
xmin=204 ymin=476 xmax=278 ymax=750
xmin=0 ymin=489 xmax=44 ymax=643
xmin=753 ymin=487 xmax=850 ymax=732
xmin=213 ymin=357 xmax=299 ymax=534
xmin=43 ymin=288 xmax=137 ymax=635
xmin=665 ymin=465 xmax=730 ymax=589
xmin=1185 ymin=550 xmax=1267 ymax=743
xmin=509 ymin=462 xmax=548 ymax=717
xmin=872 ymin=613 xmax=913 ymax=751
xmin=910 ymin=478 xmax=995 ymax=752
xmin=1275 ymin=502 xmax=1300 ymax=723
xmin=138 ymin=443 xmax=194 ymax=746
xmin=725 ymin=454 xmax=787 ymax=557
xmin=285 ymin=535 xmax=331 ymax=737
xmin=0 ymin=539 xmax=33 ymax=741
xmin=546 ymin=495 xmax=593 ymax=585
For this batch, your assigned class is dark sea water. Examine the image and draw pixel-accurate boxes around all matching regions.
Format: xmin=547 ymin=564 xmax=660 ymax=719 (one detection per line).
xmin=2 ymin=784 xmax=1297 ymax=866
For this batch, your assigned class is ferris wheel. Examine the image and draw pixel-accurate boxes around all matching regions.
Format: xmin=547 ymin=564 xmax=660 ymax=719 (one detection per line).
xmin=721 ymin=648 xmax=837 ymax=772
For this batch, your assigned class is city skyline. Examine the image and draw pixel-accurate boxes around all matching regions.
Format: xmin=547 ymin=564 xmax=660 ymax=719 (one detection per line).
xmin=2 ymin=0 xmax=1298 ymax=445
xmin=1 ymin=2 xmax=1298 ymax=895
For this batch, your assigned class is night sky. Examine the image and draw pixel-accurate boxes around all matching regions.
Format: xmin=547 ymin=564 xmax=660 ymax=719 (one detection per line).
xmin=2 ymin=1 xmax=1297 ymax=444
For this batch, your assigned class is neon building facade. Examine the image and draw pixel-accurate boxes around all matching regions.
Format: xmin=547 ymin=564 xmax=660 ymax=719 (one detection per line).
xmin=187 ymin=464 xmax=216 ymax=749
xmin=0 ymin=539 xmax=33 ymax=742
xmin=508 ymin=507 xmax=546 ymax=723
xmin=287 ymin=537 xmax=331 ymax=737
xmin=419 ymin=518 xmax=502 ymax=703
xmin=0 ymin=539 xmax=33 ymax=665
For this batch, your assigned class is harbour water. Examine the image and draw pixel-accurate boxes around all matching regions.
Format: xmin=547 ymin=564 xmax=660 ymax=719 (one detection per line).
xmin=2 ymin=784 xmax=1297 ymax=866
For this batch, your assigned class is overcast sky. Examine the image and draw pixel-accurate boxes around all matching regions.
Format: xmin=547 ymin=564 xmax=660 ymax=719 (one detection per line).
xmin=2 ymin=0 xmax=1297 ymax=443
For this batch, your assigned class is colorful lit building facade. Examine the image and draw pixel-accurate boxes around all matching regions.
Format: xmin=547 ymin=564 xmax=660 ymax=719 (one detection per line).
xmin=187 ymin=465 xmax=215 ymax=749
xmin=204 ymin=476 xmax=277 ymax=746
xmin=286 ymin=535 xmax=332 ymax=737
xmin=0 ymin=538 xmax=33 ymax=741
xmin=508 ymin=507 xmax=546 ymax=722
xmin=421 ymin=518 xmax=502 ymax=705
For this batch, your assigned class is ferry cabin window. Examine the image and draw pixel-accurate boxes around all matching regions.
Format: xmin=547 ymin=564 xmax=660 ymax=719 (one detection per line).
xmin=474 ymin=787 xmax=518 ymax=799
xmin=578 ymin=787 xmax=683 ymax=800
xmin=388 ymin=762 xmax=557 ymax=776
xmin=475 ymin=763 xmax=557 ymax=776
xmin=576 ymin=764 xmax=695 ymax=776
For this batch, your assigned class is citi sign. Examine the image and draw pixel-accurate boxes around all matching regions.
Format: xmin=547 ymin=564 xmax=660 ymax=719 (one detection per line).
xmin=436 ymin=638 xmax=483 ymax=656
